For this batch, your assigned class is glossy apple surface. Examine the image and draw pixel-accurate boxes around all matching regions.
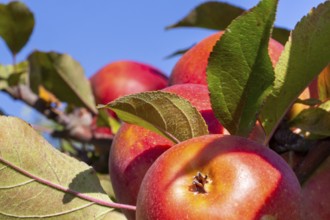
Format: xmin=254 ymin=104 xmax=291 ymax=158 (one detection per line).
xmin=169 ymin=31 xmax=284 ymax=85
xmin=302 ymin=156 xmax=330 ymax=220
xmin=109 ymin=84 xmax=224 ymax=219
xmin=109 ymin=123 xmax=173 ymax=219
xmin=136 ymin=135 xmax=301 ymax=220
xmin=90 ymin=60 xmax=168 ymax=106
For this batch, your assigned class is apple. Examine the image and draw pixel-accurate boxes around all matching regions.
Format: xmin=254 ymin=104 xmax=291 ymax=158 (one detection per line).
xmin=109 ymin=123 xmax=173 ymax=220
xmin=109 ymin=83 xmax=225 ymax=219
xmin=136 ymin=134 xmax=302 ymax=220
xmin=169 ymin=31 xmax=284 ymax=85
xmin=90 ymin=60 xmax=168 ymax=111
xmin=301 ymin=156 xmax=330 ymax=220
xmin=287 ymin=64 xmax=330 ymax=121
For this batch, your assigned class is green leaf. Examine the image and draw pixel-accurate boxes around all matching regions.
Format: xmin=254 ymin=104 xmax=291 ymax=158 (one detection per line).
xmin=28 ymin=51 xmax=97 ymax=113
xmin=260 ymin=1 xmax=330 ymax=141
xmin=272 ymin=27 xmax=291 ymax=45
xmin=0 ymin=1 xmax=34 ymax=55
xmin=166 ymin=1 xmax=289 ymax=45
xmin=99 ymin=91 xmax=209 ymax=143
xmin=0 ymin=116 xmax=113 ymax=219
xmin=164 ymin=44 xmax=195 ymax=59
xmin=97 ymin=174 xmax=116 ymax=200
xmin=0 ymin=61 xmax=29 ymax=89
xmin=290 ymin=101 xmax=330 ymax=137
xmin=207 ymin=0 xmax=277 ymax=137
xmin=295 ymin=98 xmax=322 ymax=106
xmin=97 ymin=109 xmax=121 ymax=134
xmin=166 ymin=2 xmax=244 ymax=31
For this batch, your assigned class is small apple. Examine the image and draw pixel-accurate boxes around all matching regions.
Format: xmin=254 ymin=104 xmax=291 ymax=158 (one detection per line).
xmin=136 ymin=134 xmax=302 ymax=220
xmin=301 ymin=156 xmax=330 ymax=220
xmin=287 ymin=64 xmax=330 ymax=121
xmin=90 ymin=60 xmax=168 ymax=111
xmin=109 ymin=123 xmax=173 ymax=220
xmin=169 ymin=31 xmax=284 ymax=85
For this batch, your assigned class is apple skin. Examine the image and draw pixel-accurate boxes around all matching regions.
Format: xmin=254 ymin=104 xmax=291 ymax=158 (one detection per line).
xmin=287 ymin=64 xmax=330 ymax=121
xmin=109 ymin=123 xmax=173 ymax=220
xmin=169 ymin=31 xmax=284 ymax=85
xmin=287 ymin=78 xmax=319 ymax=120
xmin=90 ymin=60 xmax=168 ymax=107
xmin=109 ymin=83 xmax=225 ymax=219
xmin=136 ymin=134 xmax=302 ymax=220
xmin=301 ymin=156 xmax=330 ymax=220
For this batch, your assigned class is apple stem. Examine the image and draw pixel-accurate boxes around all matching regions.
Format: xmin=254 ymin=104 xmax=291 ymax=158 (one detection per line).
xmin=189 ymin=172 xmax=209 ymax=194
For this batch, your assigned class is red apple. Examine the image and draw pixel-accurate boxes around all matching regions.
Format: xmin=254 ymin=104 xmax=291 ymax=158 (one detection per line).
xmin=109 ymin=123 xmax=173 ymax=219
xmin=136 ymin=134 xmax=302 ymax=220
xmin=169 ymin=31 xmax=284 ymax=85
xmin=90 ymin=60 xmax=168 ymax=109
xmin=109 ymin=83 xmax=225 ymax=219
xmin=301 ymin=156 xmax=330 ymax=220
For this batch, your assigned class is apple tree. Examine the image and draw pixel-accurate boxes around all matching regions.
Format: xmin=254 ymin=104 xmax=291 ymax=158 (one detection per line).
xmin=0 ymin=0 xmax=329 ymax=219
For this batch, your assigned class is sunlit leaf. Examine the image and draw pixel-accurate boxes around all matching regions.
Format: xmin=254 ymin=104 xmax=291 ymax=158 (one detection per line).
xmin=28 ymin=51 xmax=97 ymax=113
xmin=295 ymin=98 xmax=322 ymax=106
xmin=97 ymin=109 xmax=121 ymax=134
xmin=97 ymin=174 xmax=116 ymax=200
xmin=102 ymin=211 xmax=127 ymax=220
xmin=207 ymin=0 xmax=277 ymax=136
xmin=0 ymin=61 xmax=28 ymax=89
xmin=261 ymin=1 xmax=330 ymax=141
xmin=99 ymin=91 xmax=209 ymax=143
xmin=317 ymin=64 xmax=330 ymax=101
xmin=290 ymin=100 xmax=330 ymax=137
xmin=0 ymin=1 xmax=34 ymax=55
xmin=0 ymin=116 xmax=113 ymax=219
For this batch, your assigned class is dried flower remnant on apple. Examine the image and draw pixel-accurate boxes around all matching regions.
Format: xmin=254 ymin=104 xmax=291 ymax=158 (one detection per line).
xmin=189 ymin=172 xmax=210 ymax=194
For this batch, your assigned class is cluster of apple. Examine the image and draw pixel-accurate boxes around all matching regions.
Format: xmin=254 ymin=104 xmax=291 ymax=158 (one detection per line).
xmin=89 ymin=31 xmax=328 ymax=220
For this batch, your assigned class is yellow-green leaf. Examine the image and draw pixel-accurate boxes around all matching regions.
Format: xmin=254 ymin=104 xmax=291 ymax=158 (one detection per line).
xmin=0 ymin=61 xmax=28 ymax=89
xmin=28 ymin=51 xmax=97 ymax=113
xmin=318 ymin=65 xmax=330 ymax=101
xmin=289 ymin=100 xmax=330 ymax=137
xmin=0 ymin=116 xmax=113 ymax=219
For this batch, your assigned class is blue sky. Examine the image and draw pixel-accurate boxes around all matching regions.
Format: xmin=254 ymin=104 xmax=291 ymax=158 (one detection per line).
xmin=0 ymin=0 xmax=325 ymax=122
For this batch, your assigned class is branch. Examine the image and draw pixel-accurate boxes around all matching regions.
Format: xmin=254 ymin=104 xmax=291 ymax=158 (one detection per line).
xmin=2 ymin=85 xmax=113 ymax=149
xmin=294 ymin=138 xmax=330 ymax=184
